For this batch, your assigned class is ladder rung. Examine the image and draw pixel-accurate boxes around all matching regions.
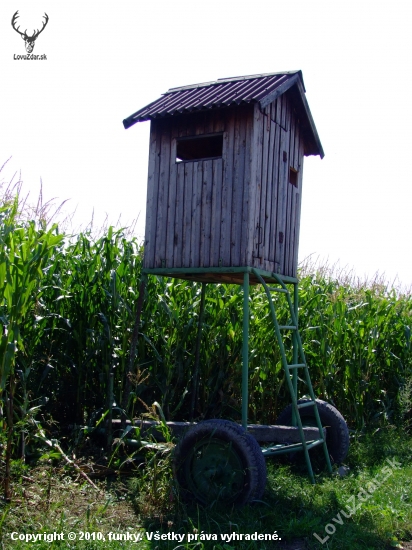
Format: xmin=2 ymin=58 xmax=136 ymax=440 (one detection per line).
xmin=305 ymin=438 xmax=324 ymax=450
xmin=262 ymin=438 xmax=324 ymax=456
xmin=279 ymin=325 xmax=297 ymax=330
xmin=263 ymin=441 xmax=305 ymax=454
xmin=267 ymin=287 xmax=289 ymax=293
xmin=297 ymin=400 xmax=317 ymax=409
xmin=287 ymin=363 xmax=306 ymax=370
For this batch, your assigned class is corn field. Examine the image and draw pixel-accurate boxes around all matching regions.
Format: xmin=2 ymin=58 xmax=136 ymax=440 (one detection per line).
xmin=1 ymin=184 xmax=412 ymax=494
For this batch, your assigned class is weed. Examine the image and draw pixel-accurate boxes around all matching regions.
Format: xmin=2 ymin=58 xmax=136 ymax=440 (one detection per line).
xmin=398 ymin=376 xmax=412 ymax=431
xmin=128 ymin=404 xmax=176 ymax=520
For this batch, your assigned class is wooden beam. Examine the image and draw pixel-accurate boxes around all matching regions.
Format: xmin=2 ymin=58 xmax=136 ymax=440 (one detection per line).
xmin=111 ymin=419 xmax=326 ymax=444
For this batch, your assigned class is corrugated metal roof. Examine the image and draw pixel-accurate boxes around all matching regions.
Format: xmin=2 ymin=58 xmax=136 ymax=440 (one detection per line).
xmin=124 ymin=71 xmax=303 ymax=126
xmin=123 ymin=71 xmax=323 ymax=157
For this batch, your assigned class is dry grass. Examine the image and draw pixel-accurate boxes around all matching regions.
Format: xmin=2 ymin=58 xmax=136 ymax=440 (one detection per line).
xmin=0 ymin=157 xmax=72 ymax=230
xmin=299 ymin=253 xmax=412 ymax=296
xmin=1 ymin=460 xmax=141 ymax=547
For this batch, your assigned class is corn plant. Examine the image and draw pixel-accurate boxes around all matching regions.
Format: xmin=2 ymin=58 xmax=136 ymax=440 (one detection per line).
xmin=30 ymin=228 xmax=144 ymax=424
xmin=2 ymin=183 xmax=412 ymax=472
xmin=0 ymin=197 xmax=63 ymax=499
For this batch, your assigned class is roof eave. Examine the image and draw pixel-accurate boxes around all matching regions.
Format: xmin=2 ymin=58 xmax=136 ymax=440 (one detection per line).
xmin=258 ymin=76 xmax=323 ymax=159
xmin=293 ymin=79 xmax=324 ymax=158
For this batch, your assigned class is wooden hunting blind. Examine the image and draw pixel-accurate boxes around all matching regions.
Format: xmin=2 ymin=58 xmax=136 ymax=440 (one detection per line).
xmin=123 ymin=71 xmax=324 ymax=284
xmin=122 ymin=73 xmax=349 ymax=496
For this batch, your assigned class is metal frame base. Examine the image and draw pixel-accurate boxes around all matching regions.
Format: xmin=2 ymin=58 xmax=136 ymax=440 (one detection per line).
xmin=140 ymin=266 xmax=333 ymax=482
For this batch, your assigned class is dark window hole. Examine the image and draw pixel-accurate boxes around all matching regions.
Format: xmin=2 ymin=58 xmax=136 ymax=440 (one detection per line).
xmin=176 ymin=134 xmax=223 ymax=162
xmin=289 ymin=167 xmax=298 ymax=187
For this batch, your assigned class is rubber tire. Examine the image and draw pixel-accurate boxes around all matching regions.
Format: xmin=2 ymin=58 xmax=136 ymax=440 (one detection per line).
xmin=276 ymin=399 xmax=350 ymax=464
xmin=174 ymin=419 xmax=266 ymax=506
xmin=205 ymin=418 xmax=267 ymax=500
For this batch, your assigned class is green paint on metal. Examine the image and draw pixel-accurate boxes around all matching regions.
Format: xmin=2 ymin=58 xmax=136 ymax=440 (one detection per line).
xmin=141 ymin=265 xmax=333 ymax=484
xmin=242 ymin=272 xmax=249 ymax=430
xmin=106 ymin=372 xmax=114 ymax=449
xmin=190 ymin=282 xmax=206 ymax=420
xmin=261 ymin=438 xmax=325 ymax=457
xmin=142 ymin=266 xmax=298 ymax=284
xmin=251 ymin=269 xmax=333 ymax=482
xmin=292 ymin=282 xmax=298 ymax=428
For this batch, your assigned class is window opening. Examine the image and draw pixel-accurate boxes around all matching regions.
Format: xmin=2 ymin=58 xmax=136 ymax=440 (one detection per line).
xmin=289 ymin=167 xmax=298 ymax=187
xmin=176 ymin=134 xmax=223 ymax=162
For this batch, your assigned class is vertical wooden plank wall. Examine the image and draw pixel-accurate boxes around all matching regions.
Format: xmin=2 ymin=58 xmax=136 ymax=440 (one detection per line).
xmin=208 ymin=109 xmax=225 ymax=265
xmin=261 ymin=100 xmax=276 ymax=273
xmin=219 ymin=110 xmax=234 ymax=266
xmin=255 ymin=104 xmax=268 ymax=264
xmin=276 ymin=93 xmax=290 ymax=275
xmin=144 ymin=108 xmax=254 ymax=270
xmin=264 ymin=98 xmax=281 ymax=272
xmin=228 ymin=105 xmax=251 ymax=267
xmin=182 ymin=161 xmax=193 ymax=267
xmin=251 ymin=104 xmax=264 ymax=264
xmin=250 ymin=92 xmax=305 ymax=278
xmin=284 ymin=96 xmax=294 ymax=276
xmin=191 ymin=113 xmax=206 ymax=268
xmin=240 ymin=107 xmax=255 ymax=266
xmin=286 ymin=109 xmax=301 ymax=277
xmin=143 ymin=95 xmax=304 ymax=278
xmin=292 ymin=145 xmax=304 ymax=276
xmin=143 ymin=120 xmax=161 ymax=268
xmin=285 ymin=100 xmax=304 ymax=278
xmin=155 ymin=122 xmax=172 ymax=264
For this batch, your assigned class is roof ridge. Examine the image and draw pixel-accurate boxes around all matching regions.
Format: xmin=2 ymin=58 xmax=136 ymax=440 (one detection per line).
xmin=217 ymin=70 xmax=300 ymax=82
xmin=166 ymin=70 xmax=301 ymax=94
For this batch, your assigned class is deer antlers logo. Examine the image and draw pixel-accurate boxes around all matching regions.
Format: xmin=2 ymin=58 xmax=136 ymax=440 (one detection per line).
xmin=11 ymin=11 xmax=49 ymax=53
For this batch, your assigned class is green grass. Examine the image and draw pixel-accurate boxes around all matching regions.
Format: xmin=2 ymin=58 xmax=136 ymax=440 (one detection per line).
xmin=1 ymin=427 xmax=411 ymax=550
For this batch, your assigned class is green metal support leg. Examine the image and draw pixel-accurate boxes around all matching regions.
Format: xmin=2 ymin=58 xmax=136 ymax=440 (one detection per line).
xmin=292 ymin=282 xmax=299 ymax=428
xmin=190 ymin=282 xmax=207 ymax=420
xmin=140 ymin=266 xmax=333 ymax=483
xmin=242 ymin=272 xmax=249 ymax=430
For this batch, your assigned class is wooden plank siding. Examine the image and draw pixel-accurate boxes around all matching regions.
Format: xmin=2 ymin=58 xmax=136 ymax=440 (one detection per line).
xmin=155 ymin=123 xmax=172 ymax=266
xmin=210 ymin=159 xmax=223 ymax=266
xmin=231 ymin=106 xmax=248 ymax=267
xmin=143 ymin=91 xmax=305 ymax=278
xmin=240 ymin=106 xmax=255 ymax=266
xmin=173 ymin=162 xmax=185 ymax=267
xmin=261 ymin=100 xmax=277 ymax=273
xmin=288 ymin=110 xmax=301 ymax=277
xmin=219 ymin=109 xmax=235 ymax=267
xmin=257 ymin=104 xmax=270 ymax=266
xmin=251 ymin=105 xmax=263 ymax=265
xmin=143 ymin=120 xmax=162 ymax=268
xmin=265 ymin=99 xmax=281 ymax=271
xmin=288 ymin=106 xmax=304 ymax=277
xmin=199 ymin=159 xmax=213 ymax=267
xmin=274 ymin=94 xmax=289 ymax=275
xmin=165 ymin=159 xmax=177 ymax=266
xmin=284 ymin=96 xmax=294 ymax=276
xmin=184 ymin=162 xmax=196 ymax=267
xmin=247 ymin=92 xmax=306 ymax=278
xmin=209 ymin=110 xmax=225 ymax=267
xmin=292 ymin=144 xmax=305 ymax=276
